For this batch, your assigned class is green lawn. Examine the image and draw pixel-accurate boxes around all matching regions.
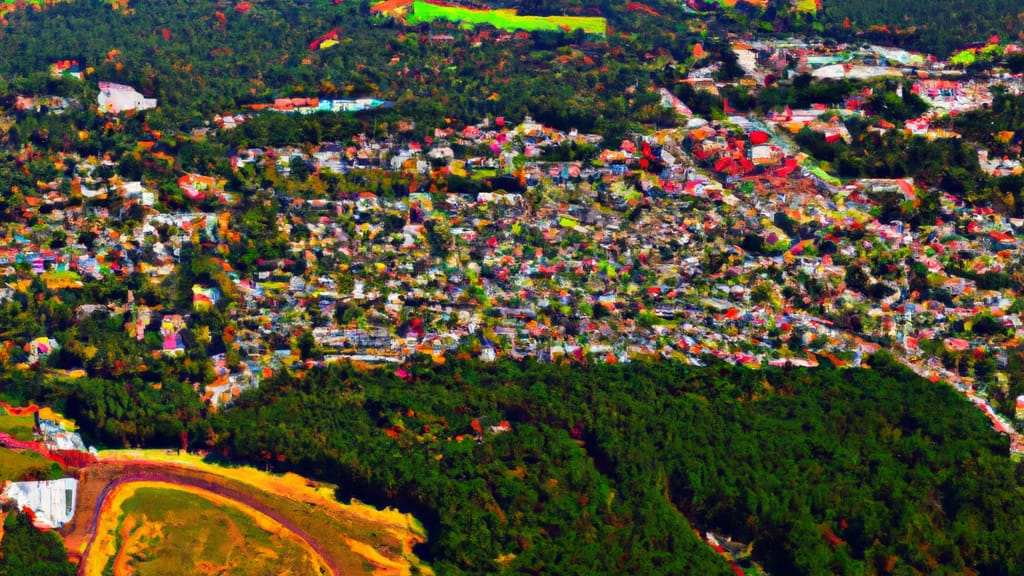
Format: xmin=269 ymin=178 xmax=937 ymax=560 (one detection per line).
xmin=793 ymin=0 xmax=819 ymax=13
xmin=0 ymin=412 xmax=36 ymax=441
xmin=0 ymin=447 xmax=61 ymax=482
xmin=408 ymin=1 xmax=606 ymax=35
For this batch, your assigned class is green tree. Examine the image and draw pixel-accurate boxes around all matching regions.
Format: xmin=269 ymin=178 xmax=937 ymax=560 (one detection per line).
xmin=0 ymin=511 xmax=75 ymax=576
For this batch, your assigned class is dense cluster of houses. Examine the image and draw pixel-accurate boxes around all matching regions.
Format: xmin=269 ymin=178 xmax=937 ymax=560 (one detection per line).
xmin=6 ymin=110 xmax=1022 ymax=410
xmin=245 ymin=97 xmax=395 ymax=115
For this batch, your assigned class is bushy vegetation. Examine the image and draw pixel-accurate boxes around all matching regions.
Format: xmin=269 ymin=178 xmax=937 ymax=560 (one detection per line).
xmin=0 ymin=0 xmax=712 ymax=134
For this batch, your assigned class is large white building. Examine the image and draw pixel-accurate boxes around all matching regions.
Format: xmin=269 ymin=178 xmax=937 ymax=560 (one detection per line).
xmin=1 ymin=478 xmax=79 ymax=529
xmin=97 ymin=82 xmax=157 ymax=113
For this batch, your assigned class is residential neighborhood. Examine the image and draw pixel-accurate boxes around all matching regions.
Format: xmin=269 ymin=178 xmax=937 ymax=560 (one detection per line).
xmin=2 ymin=37 xmax=1024 ymax=456
xmin=4 ymin=0 xmax=1024 ymax=573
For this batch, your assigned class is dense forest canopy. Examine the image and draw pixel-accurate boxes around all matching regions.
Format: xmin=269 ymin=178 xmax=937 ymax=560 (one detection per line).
xmin=11 ymin=349 xmax=1024 ymax=574
xmin=198 ymin=354 xmax=1024 ymax=575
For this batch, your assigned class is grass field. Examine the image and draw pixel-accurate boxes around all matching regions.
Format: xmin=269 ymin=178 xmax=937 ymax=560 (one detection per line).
xmin=92 ymin=484 xmax=328 ymax=576
xmin=793 ymin=0 xmax=819 ymax=13
xmin=0 ymin=447 xmax=60 ymax=481
xmin=407 ymin=1 xmax=606 ymax=35
xmin=70 ymin=452 xmax=431 ymax=576
xmin=0 ymin=411 xmax=35 ymax=441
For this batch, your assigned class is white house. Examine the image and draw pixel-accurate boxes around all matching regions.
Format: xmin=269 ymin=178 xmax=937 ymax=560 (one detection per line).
xmin=98 ymin=82 xmax=157 ymax=113
xmin=1 ymin=478 xmax=79 ymax=529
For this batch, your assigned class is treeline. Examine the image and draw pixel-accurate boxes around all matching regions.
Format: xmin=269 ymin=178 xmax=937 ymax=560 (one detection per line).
xmin=199 ymin=354 xmax=1024 ymax=575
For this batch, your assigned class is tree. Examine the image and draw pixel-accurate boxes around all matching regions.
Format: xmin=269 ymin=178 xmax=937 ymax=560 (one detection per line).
xmin=0 ymin=511 xmax=76 ymax=576
xmin=289 ymin=156 xmax=311 ymax=181
xmin=296 ymin=330 xmax=320 ymax=360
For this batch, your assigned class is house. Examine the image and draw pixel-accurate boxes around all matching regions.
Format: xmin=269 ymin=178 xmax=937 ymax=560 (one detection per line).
xmin=24 ymin=337 xmax=59 ymax=365
xmin=160 ymin=314 xmax=187 ymax=355
xmin=658 ymin=88 xmax=693 ymax=117
xmin=1 ymin=478 xmax=78 ymax=529
xmin=192 ymin=284 xmax=222 ymax=311
xmin=36 ymin=418 xmax=87 ymax=452
xmin=178 ymin=174 xmax=224 ymax=202
xmin=50 ymin=59 xmax=83 ymax=80
xmin=97 ymin=82 xmax=157 ymax=113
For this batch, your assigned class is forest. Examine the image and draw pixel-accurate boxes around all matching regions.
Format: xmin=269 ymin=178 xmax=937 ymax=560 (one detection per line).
xmin=11 ymin=344 xmax=1024 ymax=573
xmin=194 ymin=353 xmax=1024 ymax=575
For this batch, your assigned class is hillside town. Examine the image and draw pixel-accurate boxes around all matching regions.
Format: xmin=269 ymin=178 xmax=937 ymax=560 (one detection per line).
xmin=6 ymin=0 xmax=1024 ymax=572
xmin=2 ymin=34 xmax=1024 ymax=452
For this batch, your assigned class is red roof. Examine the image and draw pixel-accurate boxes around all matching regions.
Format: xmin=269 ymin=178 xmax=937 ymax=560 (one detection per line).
xmin=749 ymin=130 xmax=770 ymax=145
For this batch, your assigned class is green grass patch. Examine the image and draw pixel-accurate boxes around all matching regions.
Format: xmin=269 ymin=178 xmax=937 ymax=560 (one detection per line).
xmin=408 ymin=1 xmax=606 ymax=35
xmin=0 ymin=447 xmax=61 ymax=481
xmin=793 ymin=0 xmax=818 ymax=13
xmin=950 ymin=49 xmax=977 ymax=66
xmin=110 ymin=487 xmax=320 ymax=576
xmin=0 ymin=411 xmax=36 ymax=441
